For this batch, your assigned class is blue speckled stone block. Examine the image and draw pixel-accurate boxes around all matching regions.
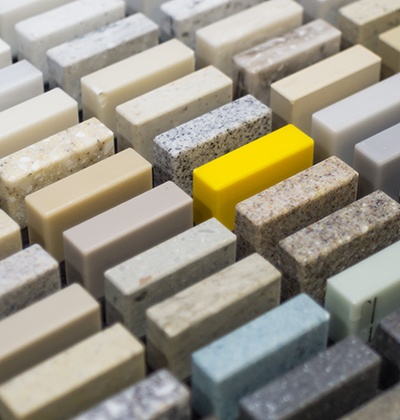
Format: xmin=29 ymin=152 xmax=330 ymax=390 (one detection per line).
xmin=191 ymin=293 xmax=330 ymax=420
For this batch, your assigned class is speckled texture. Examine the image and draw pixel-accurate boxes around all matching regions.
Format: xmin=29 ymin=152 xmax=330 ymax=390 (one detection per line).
xmin=235 ymin=156 xmax=358 ymax=267
xmin=240 ymin=336 xmax=381 ymax=420
xmin=0 ymin=209 xmax=22 ymax=261
xmin=47 ymin=14 xmax=158 ymax=109
xmin=278 ymin=190 xmax=400 ymax=304
xmin=73 ymin=369 xmax=190 ymax=420
xmin=105 ymin=218 xmax=236 ymax=338
xmin=0 ymin=117 xmax=114 ymax=227
xmin=233 ymin=19 xmax=341 ymax=105
xmin=0 ymin=244 xmax=61 ymax=320
xmin=191 ymin=293 xmax=329 ymax=420
xmin=153 ymin=95 xmax=271 ymax=195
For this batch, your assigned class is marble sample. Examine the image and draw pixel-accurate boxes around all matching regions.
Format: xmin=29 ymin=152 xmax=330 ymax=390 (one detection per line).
xmin=311 ymin=72 xmax=400 ymax=164
xmin=0 ymin=210 xmax=22 ymax=261
xmin=81 ymin=39 xmax=194 ymax=133
xmin=153 ymin=95 xmax=272 ymax=195
xmin=354 ymin=122 xmax=400 ymax=199
xmin=159 ymin=0 xmax=262 ymax=49
xmin=270 ymin=45 xmax=381 ymax=135
xmin=196 ymin=0 xmax=303 ymax=78
xmin=0 ymin=244 xmax=61 ymax=320
xmin=297 ymin=0 xmax=355 ymax=25
xmin=105 ymin=218 xmax=236 ymax=338
xmin=0 ymin=88 xmax=78 ymax=159
xmin=0 ymin=117 xmax=114 ymax=228
xmin=240 ymin=336 xmax=381 ymax=420
xmin=15 ymin=0 xmax=125 ymax=82
xmin=0 ymin=284 xmax=101 ymax=385
xmin=378 ymin=25 xmax=400 ymax=74
xmin=0 ymin=323 xmax=145 ymax=420
xmin=338 ymin=0 xmax=400 ymax=52
xmin=235 ymin=156 xmax=358 ymax=267
xmin=193 ymin=124 xmax=314 ymax=230
xmin=26 ymin=148 xmax=152 ymax=264
xmin=278 ymin=190 xmax=400 ymax=304
xmin=73 ymin=369 xmax=190 ymax=420
xmin=325 ymin=240 xmax=400 ymax=343
xmin=0 ymin=38 xmax=11 ymax=68
xmin=47 ymin=14 xmax=159 ymax=109
xmin=64 ymin=181 xmax=193 ymax=299
xmin=147 ymin=253 xmax=281 ymax=380
xmin=0 ymin=60 xmax=43 ymax=112
xmin=116 ymin=66 xmax=232 ymax=163
xmin=234 ymin=19 xmax=341 ymax=105
xmin=191 ymin=293 xmax=330 ymax=420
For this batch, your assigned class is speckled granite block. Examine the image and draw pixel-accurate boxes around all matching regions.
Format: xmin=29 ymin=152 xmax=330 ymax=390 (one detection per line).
xmin=191 ymin=293 xmax=329 ymax=420
xmin=278 ymin=190 xmax=400 ymax=304
xmin=73 ymin=369 xmax=190 ymax=420
xmin=0 ymin=209 xmax=22 ymax=261
xmin=105 ymin=218 xmax=236 ymax=338
xmin=235 ymin=156 xmax=358 ymax=267
xmin=47 ymin=14 xmax=159 ymax=109
xmin=147 ymin=253 xmax=280 ymax=380
xmin=0 ymin=244 xmax=61 ymax=320
xmin=0 ymin=117 xmax=114 ymax=228
xmin=233 ymin=19 xmax=341 ymax=105
xmin=0 ymin=38 xmax=11 ymax=69
xmin=240 ymin=336 xmax=381 ymax=420
xmin=153 ymin=95 xmax=271 ymax=195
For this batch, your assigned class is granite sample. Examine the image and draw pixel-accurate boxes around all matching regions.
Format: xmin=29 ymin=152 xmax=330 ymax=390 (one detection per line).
xmin=278 ymin=190 xmax=400 ymax=304
xmin=153 ymin=95 xmax=272 ymax=195
xmin=105 ymin=217 xmax=236 ymax=338
xmin=47 ymin=13 xmax=159 ymax=109
xmin=191 ymin=293 xmax=330 ymax=420
xmin=116 ymin=65 xmax=232 ymax=164
xmin=0 ymin=210 xmax=22 ymax=261
xmin=0 ymin=38 xmax=11 ymax=68
xmin=73 ymin=369 xmax=190 ymax=420
xmin=297 ymin=0 xmax=355 ymax=25
xmin=235 ymin=156 xmax=358 ymax=266
xmin=378 ymin=25 xmax=400 ymax=75
xmin=233 ymin=19 xmax=341 ymax=105
xmin=240 ymin=336 xmax=381 ymax=420
xmin=0 ymin=117 xmax=114 ymax=228
xmin=147 ymin=253 xmax=281 ymax=380
xmin=0 ymin=244 xmax=61 ymax=320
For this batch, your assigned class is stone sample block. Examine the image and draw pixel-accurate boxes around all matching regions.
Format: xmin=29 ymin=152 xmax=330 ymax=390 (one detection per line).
xmin=73 ymin=369 xmax=190 ymax=420
xmin=235 ymin=156 xmax=358 ymax=266
xmin=0 ymin=210 xmax=22 ymax=261
xmin=0 ymin=284 xmax=101 ymax=385
xmin=278 ymin=190 xmax=400 ymax=303
xmin=153 ymin=95 xmax=272 ymax=195
xmin=0 ymin=38 xmax=11 ymax=68
xmin=0 ymin=88 xmax=78 ymax=159
xmin=0 ymin=323 xmax=145 ymax=420
xmin=325 ymin=240 xmax=400 ymax=343
xmin=116 ymin=65 xmax=232 ymax=163
xmin=105 ymin=217 xmax=236 ymax=338
xmin=0 ymin=244 xmax=61 ymax=321
xmin=234 ymin=19 xmax=341 ymax=105
xmin=47 ymin=14 xmax=159 ymax=109
xmin=0 ymin=117 xmax=114 ymax=228
xmin=81 ymin=39 xmax=194 ymax=132
xmin=147 ymin=253 xmax=281 ymax=380
xmin=15 ymin=0 xmax=125 ymax=82
xmin=64 ymin=181 xmax=192 ymax=299
xmin=378 ymin=25 xmax=400 ymax=75
xmin=240 ymin=336 xmax=381 ymax=420
xmin=26 ymin=148 xmax=152 ymax=263
xmin=297 ymin=0 xmax=355 ymax=25
xmin=196 ymin=0 xmax=303 ymax=78
xmin=311 ymin=72 xmax=400 ymax=164
xmin=191 ymin=293 xmax=329 ymax=420
xmin=193 ymin=124 xmax=314 ymax=230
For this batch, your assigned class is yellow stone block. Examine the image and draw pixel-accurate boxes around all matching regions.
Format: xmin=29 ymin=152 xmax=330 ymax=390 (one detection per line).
xmin=193 ymin=124 xmax=314 ymax=230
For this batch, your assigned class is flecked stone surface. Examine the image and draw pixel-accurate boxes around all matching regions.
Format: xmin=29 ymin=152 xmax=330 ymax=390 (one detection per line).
xmin=235 ymin=156 xmax=358 ymax=267
xmin=0 ymin=209 xmax=22 ymax=261
xmin=278 ymin=190 xmax=400 ymax=303
xmin=0 ymin=244 xmax=61 ymax=320
xmin=146 ymin=253 xmax=281 ymax=379
xmin=240 ymin=336 xmax=381 ymax=420
xmin=153 ymin=95 xmax=271 ymax=195
xmin=73 ymin=369 xmax=190 ymax=420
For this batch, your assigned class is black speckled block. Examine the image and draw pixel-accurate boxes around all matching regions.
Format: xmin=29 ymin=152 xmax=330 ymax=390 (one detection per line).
xmin=239 ymin=336 xmax=381 ymax=420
